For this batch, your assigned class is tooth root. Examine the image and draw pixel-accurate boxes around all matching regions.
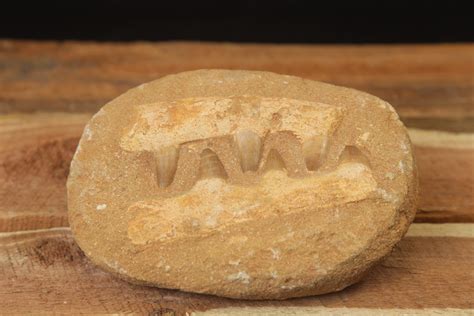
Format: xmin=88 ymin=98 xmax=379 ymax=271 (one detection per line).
xmin=199 ymin=149 xmax=227 ymax=179
xmin=303 ymin=135 xmax=327 ymax=171
xmin=234 ymin=130 xmax=262 ymax=172
xmin=155 ymin=146 xmax=179 ymax=188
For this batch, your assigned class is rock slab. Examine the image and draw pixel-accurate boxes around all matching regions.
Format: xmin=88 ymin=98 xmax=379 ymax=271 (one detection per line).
xmin=67 ymin=70 xmax=418 ymax=299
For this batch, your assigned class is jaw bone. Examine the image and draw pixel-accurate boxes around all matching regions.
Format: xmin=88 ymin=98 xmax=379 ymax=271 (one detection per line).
xmin=128 ymin=161 xmax=377 ymax=245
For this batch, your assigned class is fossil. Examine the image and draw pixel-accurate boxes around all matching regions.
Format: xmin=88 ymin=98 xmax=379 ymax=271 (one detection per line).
xmin=67 ymin=70 xmax=417 ymax=300
xmin=121 ymin=97 xmax=376 ymax=245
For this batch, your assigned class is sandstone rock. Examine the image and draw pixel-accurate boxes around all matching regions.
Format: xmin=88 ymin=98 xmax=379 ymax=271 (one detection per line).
xmin=67 ymin=69 xmax=418 ymax=299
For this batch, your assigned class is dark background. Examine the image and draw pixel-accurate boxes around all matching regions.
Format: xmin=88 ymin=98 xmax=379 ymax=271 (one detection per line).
xmin=1 ymin=0 xmax=472 ymax=43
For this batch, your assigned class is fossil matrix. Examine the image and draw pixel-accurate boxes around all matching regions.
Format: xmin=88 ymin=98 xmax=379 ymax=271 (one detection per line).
xmin=67 ymin=70 xmax=418 ymax=299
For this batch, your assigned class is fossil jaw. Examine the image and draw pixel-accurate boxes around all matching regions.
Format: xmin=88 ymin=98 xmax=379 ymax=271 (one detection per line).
xmin=128 ymin=162 xmax=377 ymax=245
xmin=67 ymin=70 xmax=417 ymax=301
xmin=150 ymin=129 xmax=336 ymax=193
xmin=121 ymin=96 xmax=344 ymax=191
xmin=120 ymin=96 xmax=343 ymax=153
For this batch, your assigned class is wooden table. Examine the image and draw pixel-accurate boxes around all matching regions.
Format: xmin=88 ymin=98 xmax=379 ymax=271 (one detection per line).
xmin=0 ymin=41 xmax=472 ymax=315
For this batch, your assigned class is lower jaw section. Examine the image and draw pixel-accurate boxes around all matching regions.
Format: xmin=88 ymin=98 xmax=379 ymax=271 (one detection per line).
xmin=127 ymin=162 xmax=377 ymax=245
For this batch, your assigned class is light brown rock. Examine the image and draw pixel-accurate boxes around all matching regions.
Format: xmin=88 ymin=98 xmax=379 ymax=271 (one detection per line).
xmin=67 ymin=69 xmax=418 ymax=300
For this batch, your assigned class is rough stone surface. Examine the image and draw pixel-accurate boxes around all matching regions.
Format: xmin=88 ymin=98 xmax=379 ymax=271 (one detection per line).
xmin=67 ymin=69 xmax=418 ymax=300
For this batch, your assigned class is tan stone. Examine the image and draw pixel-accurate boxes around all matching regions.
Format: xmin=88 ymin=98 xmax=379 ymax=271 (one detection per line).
xmin=67 ymin=69 xmax=418 ymax=300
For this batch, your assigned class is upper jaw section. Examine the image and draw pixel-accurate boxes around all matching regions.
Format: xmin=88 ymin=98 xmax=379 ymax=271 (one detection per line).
xmin=120 ymin=96 xmax=347 ymax=194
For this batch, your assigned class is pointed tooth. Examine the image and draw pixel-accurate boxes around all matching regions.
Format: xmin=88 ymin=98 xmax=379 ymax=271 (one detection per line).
xmin=262 ymin=149 xmax=286 ymax=171
xmin=338 ymin=145 xmax=370 ymax=166
xmin=155 ymin=146 xmax=179 ymax=188
xmin=303 ymin=135 xmax=326 ymax=171
xmin=199 ymin=149 xmax=227 ymax=179
xmin=234 ymin=130 xmax=262 ymax=172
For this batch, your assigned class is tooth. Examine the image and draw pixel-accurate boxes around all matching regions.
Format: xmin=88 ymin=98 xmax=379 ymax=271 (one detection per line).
xmin=338 ymin=145 xmax=370 ymax=166
xmin=234 ymin=130 xmax=262 ymax=172
xmin=154 ymin=146 xmax=179 ymax=188
xmin=303 ymin=135 xmax=327 ymax=171
xmin=262 ymin=149 xmax=286 ymax=171
xmin=199 ymin=149 xmax=227 ymax=179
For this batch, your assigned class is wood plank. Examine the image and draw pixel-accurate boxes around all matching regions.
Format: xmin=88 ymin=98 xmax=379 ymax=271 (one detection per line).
xmin=195 ymin=307 xmax=474 ymax=315
xmin=409 ymin=129 xmax=474 ymax=149
xmin=1 ymin=41 xmax=471 ymax=315
xmin=406 ymin=223 xmax=474 ymax=238
xmin=1 ymin=225 xmax=473 ymax=315
xmin=0 ymin=114 xmax=87 ymax=232
xmin=415 ymin=146 xmax=474 ymax=223
xmin=410 ymin=129 xmax=474 ymax=223
xmin=1 ymin=41 xmax=473 ymax=131
xmin=0 ymin=114 xmax=472 ymax=232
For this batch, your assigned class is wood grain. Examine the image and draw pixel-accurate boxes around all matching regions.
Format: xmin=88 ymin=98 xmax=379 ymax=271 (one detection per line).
xmin=406 ymin=223 xmax=474 ymax=238
xmin=1 ymin=114 xmax=472 ymax=232
xmin=195 ymin=307 xmax=474 ymax=315
xmin=0 ymin=114 xmax=87 ymax=232
xmin=1 ymin=41 xmax=473 ymax=132
xmin=415 ymin=146 xmax=474 ymax=223
xmin=1 ymin=225 xmax=472 ymax=315
xmin=1 ymin=42 xmax=472 ymax=314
